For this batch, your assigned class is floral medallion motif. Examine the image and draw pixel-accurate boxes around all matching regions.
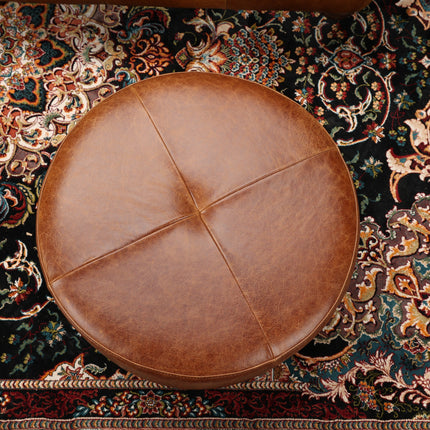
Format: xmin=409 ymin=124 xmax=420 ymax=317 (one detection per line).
xmin=0 ymin=241 xmax=44 ymax=319
xmin=175 ymin=12 xmax=294 ymax=87
xmin=0 ymin=3 xmax=116 ymax=184
xmin=111 ymin=7 xmax=174 ymax=81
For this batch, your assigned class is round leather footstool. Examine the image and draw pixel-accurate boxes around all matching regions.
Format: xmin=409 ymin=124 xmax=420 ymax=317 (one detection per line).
xmin=36 ymin=72 xmax=359 ymax=389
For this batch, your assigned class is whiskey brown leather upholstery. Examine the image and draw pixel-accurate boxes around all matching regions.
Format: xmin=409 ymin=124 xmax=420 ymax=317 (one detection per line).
xmin=21 ymin=0 xmax=372 ymax=17
xmin=37 ymin=72 xmax=359 ymax=389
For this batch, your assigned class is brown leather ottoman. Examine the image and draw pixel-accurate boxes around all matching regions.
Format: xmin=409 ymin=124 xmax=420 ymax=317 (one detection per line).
xmin=36 ymin=72 xmax=359 ymax=389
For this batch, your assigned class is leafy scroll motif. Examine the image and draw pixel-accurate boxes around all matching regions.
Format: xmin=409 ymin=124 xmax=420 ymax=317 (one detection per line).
xmin=0 ymin=181 xmax=36 ymax=228
xmin=0 ymin=240 xmax=51 ymax=321
xmin=395 ymin=0 xmax=430 ymax=30
xmin=41 ymin=354 xmax=107 ymax=381
xmin=314 ymin=1 xmax=396 ymax=145
xmin=320 ymin=195 xmax=430 ymax=346
xmin=302 ymin=350 xmax=430 ymax=415
xmin=387 ymin=98 xmax=430 ymax=203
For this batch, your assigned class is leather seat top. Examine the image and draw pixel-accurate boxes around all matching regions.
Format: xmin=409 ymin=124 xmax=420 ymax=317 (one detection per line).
xmin=36 ymin=72 xmax=359 ymax=389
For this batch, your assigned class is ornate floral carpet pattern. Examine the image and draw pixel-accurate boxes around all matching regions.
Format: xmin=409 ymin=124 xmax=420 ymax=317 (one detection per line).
xmin=0 ymin=0 xmax=429 ymax=427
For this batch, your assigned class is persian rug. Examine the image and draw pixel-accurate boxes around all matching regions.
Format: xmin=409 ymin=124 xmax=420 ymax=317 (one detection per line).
xmin=0 ymin=0 xmax=429 ymax=427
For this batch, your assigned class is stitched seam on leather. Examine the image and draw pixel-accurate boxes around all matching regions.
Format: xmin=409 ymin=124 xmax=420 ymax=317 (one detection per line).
xmin=48 ymin=289 xmax=283 ymax=382
xmin=199 ymin=213 xmax=275 ymax=360
xmin=201 ymin=147 xmax=335 ymax=213
xmin=131 ymin=86 xmax=200 ymax=211
xmin=132 ymin=88 xmax=275 ymax=359
xmin=50 ymin=213 xmax=196 ymax=284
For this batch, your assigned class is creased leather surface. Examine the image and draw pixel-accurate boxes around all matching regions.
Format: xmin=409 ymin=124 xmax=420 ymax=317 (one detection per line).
xmin=37 ymin=72 xmax=359 ymax=389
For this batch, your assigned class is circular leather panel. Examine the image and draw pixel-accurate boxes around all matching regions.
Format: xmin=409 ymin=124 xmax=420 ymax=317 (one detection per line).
xmin=36 ymin=72 xmax=359 ymax=389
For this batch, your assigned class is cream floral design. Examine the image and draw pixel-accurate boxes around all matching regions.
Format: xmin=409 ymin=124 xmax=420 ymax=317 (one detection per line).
xmin=387 ymin=98 xmax=430 ymax=202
